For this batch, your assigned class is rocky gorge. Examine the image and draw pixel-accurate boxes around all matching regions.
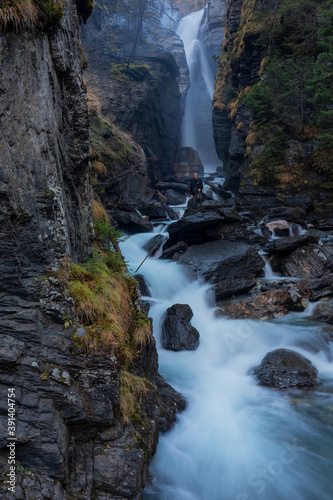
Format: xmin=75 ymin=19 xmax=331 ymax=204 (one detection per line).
xmin=0 ymin=0 xmax=333 ymax=499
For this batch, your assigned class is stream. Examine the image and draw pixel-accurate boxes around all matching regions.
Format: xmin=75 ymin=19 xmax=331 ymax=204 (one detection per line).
xmin=121 ymin=7 xmax=333 ymax=500
xmin=121 ymin=225 xmax=333 ymax=500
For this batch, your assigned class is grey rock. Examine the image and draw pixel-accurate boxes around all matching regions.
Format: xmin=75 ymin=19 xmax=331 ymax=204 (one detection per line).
xmin=162 ymin=304 xmax=200 ymax=351
xmin=281 ymin=245 xmax=333 ymax=278
xmin=214 ymin=278 xmax=256 ymax=303
xmin=142 ymin=234 xmax=165 ymax=255
xmin=178 ymin=240 xmax=265 ymax=284
xmin=134 ymin=274 xmax=151 ymax=297
xmin=264 ymin=234 xmax=320 ymax=255
xmin=253 ymin=349 xmax=318 ymax=388
xmin=159 ymin=241 xmax=188 ymax=260
xmin=311 ymin=303 xmax=333 ymax=324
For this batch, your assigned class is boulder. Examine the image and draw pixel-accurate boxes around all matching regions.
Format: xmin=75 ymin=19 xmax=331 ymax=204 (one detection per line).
xmin=263 ymin=206 xmax=306 ymax=223
xmin=161 ymin=304 xmax=200 ymax=351
xmin=266 ymin=220 xmax=290 ymax=235
xmin=214 ymin=278 xmax=256 ymax=303
xmin=139 ymin=203 xmax=178 ymax=221
xmin=264 ymin=234 xmax=320 ymax=255
xmin=311 ymin=302 xmax=333 ymax=324
xmin=166 ymin=189 xmax=186 ymax=205
xmin=221 ymin=289 xmax=307 ymax=320
xmin=159 ymin=241 xmax=188 ymax=260
xmin=178 ymin=240 xmax=265 ymax=284
xmin=133 ymin=274 xmax=151 ymax=297
xmin=154 ymin=181 xmax=189 ymax=194
xmin=206 ymin=223 xmax=268 ymax=246
xmin=172 ymin=147 xmax=204 ymax=179
xmin=165 ymin=210 xmax=223 ymax=247
xmin=111 ymin=209 xmax=153 ymax=233
xmin=156 ymin=374 xmax=187 ymax=432
xmin=253 ymin=349 xmax=318 ymax=388
xmin=142 ymin=234 xmax=164 ymax=255
xmin=281 ymin=245 xmax=333 ymax=278
xmin=298 ymin=273 xmax=333 ymax=301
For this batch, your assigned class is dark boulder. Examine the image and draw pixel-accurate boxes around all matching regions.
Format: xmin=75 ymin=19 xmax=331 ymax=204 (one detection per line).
xmin=161 ymin=304 xmax=200 ymax=351
xmin=281 ymin=245 xmax=333 ymax=278
xmin=166 ymin=189 xmax=187 ymax=205
xmin=139 ymin=203 xmax=179 ymax=221
xmin=178 ymin=240 xmax=265 ymax=284
xmin=142 ymin=234 xmax=165 ymax=255
xmin=172 ymin=147 xmax=204 ymax=179
xmin=298 ymin=273 xmax=333 ymax=301
xmin=214 ymin=278 xmax=256 ymax=303
xmin=110 ymin=209 xmax=153 ymax=233
xmin=156 ymin=374 xmax=187 ymax=432
xmin=311 ymin=302 xmax=333 ymax=324
xmin=264 ymin=234 xmax=320 ymax=255
xmin=253 ymin=349 xmax=318 ymax=388
xmin=263 ymin=206 xmax=306 ymax=223
xmin=159 ymin=241 xmax=188 ymax=260
xmin=206 ymin=223 xmax=268 ymax=246
xmin=221 ymin=289 xmax=307 ymax=320
xmin=154 ymin=181 xmax=189 ymax=194
xmin=134 ymin=274 xmax=151 ymax=297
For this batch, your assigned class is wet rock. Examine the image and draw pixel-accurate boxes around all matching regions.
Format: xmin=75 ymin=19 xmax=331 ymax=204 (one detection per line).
xmin=264 ymin=234 xmax=320 ymax=255
xmin=172 ymin=147 xmax=204 ymax=179
xmin=298 ymin=274 xmax=333 ymax=301
xmin=159 ymin=242 xmax=188 ymax=260
xmin=281 ymin=245 xmax=333 ymax=278
xmin=214 ymin=278 xmax=256 ymax=303
xmin=206 ymin=223 xmax=268 ymax=246
xmin=221 ymin=289 xmax=307 ymax=320
xmin=166 ymin=189 xmax=187 ymax=205
xmin=139 ymin=203 xmax=179 ymax=221
xmin=178 ymin=240 xmax=265 ymax=284
xmin=154 ymin=181 xmax=189 ymax=194
xmin=162 ymin=304 xmax=200 ymax=351
xmin=156 ymin=375 xmax=187 ymax=432
xmin=111 ymin=209 xmax=153 ymax=233
xmin=142 ymin=234 xmax=165 ymax=255
xmin=253 ymin=349 xmax=318 ymax=388
xmin=311 ymin=303 xmax=333 ymax=324
xmin=263 ymin=207 xmax=306 ymax=223
xmin=134 ymin=274 xmax=151 ymax=297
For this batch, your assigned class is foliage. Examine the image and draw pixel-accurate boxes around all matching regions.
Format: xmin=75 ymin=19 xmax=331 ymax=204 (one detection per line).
xmin=120 ymin=371 xmax=150 ymax=425
xmin=215 ymin=0 xmax=333 ymax=185
xmin=110 ymin=62 xmax=150 ymax=85
xmin=0 ymin=0 xmax=93 ymax=32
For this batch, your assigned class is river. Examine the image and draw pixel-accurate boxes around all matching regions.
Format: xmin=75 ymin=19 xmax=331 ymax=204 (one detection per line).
xmin=121 ymin=6 xmax=333 ymax=500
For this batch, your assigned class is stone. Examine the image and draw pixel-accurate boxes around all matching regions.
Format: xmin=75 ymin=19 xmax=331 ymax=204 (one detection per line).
xmin=266 ymin=220 xmax=290 ymax=232
xmin=172 ymin=147 xmax=204 ymax=179
xmin=142 ymin=234 xmax=165 ymax=255
xmin=253 ymin=349 xmax=318 ymax=388
xmin=264 ymin=234 xmax=320 ymax=255
xmin=221 ymin=289 xmax=307 ymax=320
xmin=139 ymin=203 xmax=179 ymax=221
xmin=281 ymin=245 xmax=333 ymax=278
xmin=134 ymin=274 xmax=151 ymax=297
xmin=178 ymin=240 xmax=265 ymax=284
xmin=311 ymin=303 xmax=333 ymax=324
xmin=161 ymin=304 xmax=200 ymax=351
xmin=159 ymin=242 xmax=188 ymax=260
xmin=156 ymin=375 xmax=187 ymax=432
xmin=298 ymin=274 xmax=333 ymax=301
xmin=214 ymin=279 xmax=256 ymax=303
xmin=75 ymin=328 xmax=86 ymax=338
xmin=166 ymin=189 xmax=187 ymax=205
xmin=111 ymin=209 xmax=153 ymax=233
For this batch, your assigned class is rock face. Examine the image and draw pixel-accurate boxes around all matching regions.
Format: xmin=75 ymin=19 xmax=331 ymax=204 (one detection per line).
xmin=264 ymin=234 xmax=320 ymax=255
xmin=0 ymin=2 xmax=184 ymax=498
xmin=82 ymin=0 xmax=188 ymax=184
xmin=178 ymin=240 xmax=265 ymax=284
xmin=162 ymin=304 xmax=200 ymax=351
xmin=311 ymin=303 xmax=333 ymax=324
xmin=222 ymin=289 xmax=307 ymax=320
xmin=172 ymin=147 xmax=204 ymax=179
xmin=199 ymin=0 xmax=226 ymax=61
xmin=253 ymin=349 xmax=318 ymax=389
xmin=281 ymin=245 xmax=333 ymax=279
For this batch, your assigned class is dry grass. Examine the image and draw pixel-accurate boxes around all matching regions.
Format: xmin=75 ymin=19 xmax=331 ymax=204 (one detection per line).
xmin=0 ymin=0 xmax=39 ymax=32
xmin=92 ymin=160 xmax=107 ymax=177
xmin=133 ymin=323 xmax=151 ymax=348
xmin=120 ymin=371 xmax=149 ymax=425
xmin=92 ymin=199 xmax=109 ymax=223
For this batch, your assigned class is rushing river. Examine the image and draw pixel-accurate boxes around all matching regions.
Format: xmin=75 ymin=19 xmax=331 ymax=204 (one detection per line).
xmin=120 ymin=224 xmax=333 ymax=500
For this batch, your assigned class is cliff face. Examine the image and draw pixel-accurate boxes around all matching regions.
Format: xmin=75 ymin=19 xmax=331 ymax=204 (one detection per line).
xmin=81 ymin=0 xmax=188 ymax=184
xmin=213 ymin=0 xmax=333 ymax=217
xmin=0 ymin=2 xmax=184 ymax=498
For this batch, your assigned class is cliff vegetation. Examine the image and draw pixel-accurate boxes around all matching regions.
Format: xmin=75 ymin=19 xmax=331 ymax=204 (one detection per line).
xmin=214 ymin=0 xmax=333 ymax=193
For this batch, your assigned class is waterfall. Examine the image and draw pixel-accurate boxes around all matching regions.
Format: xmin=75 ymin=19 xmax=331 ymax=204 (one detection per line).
xmin=120 ymin=227 xmax=333 ymax=500
xmin=177 ymin=11 xmax=221 ymax=173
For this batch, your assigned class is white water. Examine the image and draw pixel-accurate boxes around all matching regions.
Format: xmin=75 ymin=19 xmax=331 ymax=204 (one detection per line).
xmin=177 ymin=11 xmax=221 ymax=173
xmin=120 ymin=227 xmax=333 ymax=500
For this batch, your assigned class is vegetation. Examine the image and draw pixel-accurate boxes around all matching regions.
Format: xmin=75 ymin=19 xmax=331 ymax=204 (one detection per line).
xmin=110 ymin=62 xmax=150 ymax=85
xmin=0 ymin=0 xmax=93 ymax=32
xmin=214 ymin=0 xmax=333 ymax=187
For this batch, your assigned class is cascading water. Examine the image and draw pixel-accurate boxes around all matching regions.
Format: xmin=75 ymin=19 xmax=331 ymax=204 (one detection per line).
xmin=177 ymin=11 xmax=221 ymax=173
xmin=120 ymin=226 xmax=333 ymax=500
